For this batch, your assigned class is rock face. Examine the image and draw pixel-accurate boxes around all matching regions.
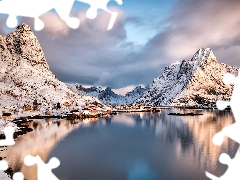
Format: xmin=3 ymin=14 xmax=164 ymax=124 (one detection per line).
xmin=0 ymin=23 xmax=97 ymax=107
xmin=136 ymin=48 xmax=238 ymax=107
xmin=125 ymin=86 xmax=149 ymax=104
xmin=68 ymin=84 xmax=148 ymax=106
xmin=98 ymin=87 xmax=126 ymax=105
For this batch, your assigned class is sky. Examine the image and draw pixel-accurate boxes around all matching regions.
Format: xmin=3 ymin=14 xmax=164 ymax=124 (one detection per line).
xmin=0 ymin=0 xmax=240 ymax=95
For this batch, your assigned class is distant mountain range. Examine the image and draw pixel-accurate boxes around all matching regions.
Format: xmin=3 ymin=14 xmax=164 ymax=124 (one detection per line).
xmin=68 ymin=48 xmax=238 ymax=107
xmin=136 ymin=48 xmax=238 ymax=107
xmin=0 ymin=24 xmax=237 ymax=108
xmin=67 ymin=84 xmax=149 ymax=106
xmin=0 ymin=23 xmax=98 ymax=108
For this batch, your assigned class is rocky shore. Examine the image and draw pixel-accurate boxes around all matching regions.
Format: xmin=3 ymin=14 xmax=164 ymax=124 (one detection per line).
xmin=0 ymin=118 xmax=33 ymax=179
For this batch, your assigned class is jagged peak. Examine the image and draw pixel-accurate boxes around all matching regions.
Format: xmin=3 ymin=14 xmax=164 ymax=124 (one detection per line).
xmin=192 ymin=48 xmax=217 ymax=64
xmin=105 ymin=87 xmax=112 ymax=92
xmin=135 ymin=85 xmax=143 ymax=89
xmin=136 ymin=47 xmax=239 ymax=107
xmin=15 ymin=23 xmax=32 ymax=32
xmin=126 ymin=86 xmax=145 ymax=94
xmin=75 ymin=83 xmax=84 ymax=90
xmin=3 ymin=23 xmax=49 ymax=68
xmin=171 ymin=61 xmax=181 ymax=66
xmin=69 ymin=83 xmax=148 ymax=105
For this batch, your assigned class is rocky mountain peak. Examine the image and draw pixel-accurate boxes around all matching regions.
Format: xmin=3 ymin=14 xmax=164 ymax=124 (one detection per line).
xmin=192 ymin=48 xmax=217 ymax=65
xmin=126 ymin=86 xmax=145 ymax=96
xmin=4 ymin=23 xmax=48 ymax=69
xmin=136 ymin=48 xmax=238 ymax=107
xmin=0 ymin=24 xmax=98 ymax=107
xmin=101 ymin=87 xmax=116 ymax=98
xmin=105 ymin=87 xmax=112 ymax=92
xmin=75 ymin=83 xmax=83 ymax=90
xmin=68 ymin=84 xmax=149 ymax=106
xmin=15 ymin=23 xmax=32 ymax=33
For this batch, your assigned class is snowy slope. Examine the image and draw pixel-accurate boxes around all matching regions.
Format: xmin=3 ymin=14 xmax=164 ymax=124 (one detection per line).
xmin=136 ymin=48 xmax=238 ymax=107
xmin=125 ymin=86 xmax=149 ymax=104
xmin=98 ymin=87 xmax=126 ymax=106
xmin=0 ymin=23 xmax=98 ymax=108
xmin=68 ymin=84 xmax=148 ymax=105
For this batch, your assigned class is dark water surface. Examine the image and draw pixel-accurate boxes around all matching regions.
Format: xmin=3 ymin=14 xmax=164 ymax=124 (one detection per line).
xmin=2 ymin=109 xmax=238 ymax=180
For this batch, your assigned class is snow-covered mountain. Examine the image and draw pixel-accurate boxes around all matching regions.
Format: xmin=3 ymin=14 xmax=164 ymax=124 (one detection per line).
xmin=98 ymin=87 xmax=126 ymax=105
xmin=67 ymin=84 xmax=148 ymax=105
xmin=125 ymin=85 xmax=149 ymax=104
xmin=0 ymin=23 xmax=97 ymax=107
xmin=136 ymin=48 xmax=238 ymax=107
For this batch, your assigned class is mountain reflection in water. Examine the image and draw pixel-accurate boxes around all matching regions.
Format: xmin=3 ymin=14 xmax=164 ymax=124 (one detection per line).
xmin=0 ymin=119 xmax=80 ymax=180
xmin=1 ymin=109 xmax=238 ymax=180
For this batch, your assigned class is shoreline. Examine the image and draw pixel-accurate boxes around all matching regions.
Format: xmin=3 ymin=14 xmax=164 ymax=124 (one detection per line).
xmin=0 ymin=107 xmax=230 ymax=179
xmin=0 ymin=118 xmax=33 ymax=180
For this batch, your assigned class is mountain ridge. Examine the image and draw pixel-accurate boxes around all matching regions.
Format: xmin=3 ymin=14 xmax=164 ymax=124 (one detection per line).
xmin=67 ymin=83 xmax=148 ymax=106
xmin=0 ymin=23 xmax=98 ymax=108
xmin=135 ymin=48 xmax=238 ymax=107
xmin=1 ymin=24 xmax=236 ymax=108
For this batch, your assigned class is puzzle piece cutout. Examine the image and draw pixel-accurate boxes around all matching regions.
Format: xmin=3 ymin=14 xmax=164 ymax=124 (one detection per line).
xmin=12 ymin=172 xmax=24 ymax=180
xmin=213 ymin=70 xmax=240 ymax=145
xmin=206 ymin=69 xmax=240 ymax=179
xmin=0 ymin=126 xmax=15 ymax=146
xmin=24 ymin=155 xmax=60 ymax=180
xmin=0 ymin=155 xmax=59 ymax=180
xmin=206 ymin=148 xmax=240 ymax=180
xmin=0 ymin=127 xmax=24 ymax=179
xmin=0 ymin=160 xmax=24 ymax=180
xmin=77 ymin=0 xmax=123 ymax=30
xmin=217 ymin=71 xmax=240 ymax=121
xmin=0 ymin=0 xmax=79 ymax=31
xmin=0 ymin=0 xmax=123 ymax=31
xmin=212 ymin=122 xmax=240 ymax=146
xmin=0 ymin=160 xmax=9 ymax=171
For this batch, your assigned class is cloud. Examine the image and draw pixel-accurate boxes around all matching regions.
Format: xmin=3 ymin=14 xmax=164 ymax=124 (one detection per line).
xmin=113 ymin=85 xmax=135 ymax=95
xmin=213 ymin=46 xmax=240 ymax=67
xmin=34 ymin=8 xmax=136 ymax=88
xmin=143 ymin=0 xmax=240 ymax=66
xmin=39 ymin=12 xmax=70 ymax=38
xmin=1 ymin=0 xmax=240 ymax=91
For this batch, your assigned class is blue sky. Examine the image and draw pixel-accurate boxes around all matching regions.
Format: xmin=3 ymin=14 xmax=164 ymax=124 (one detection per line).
xmin=0 ymin=0 xmax=240 ymax=94
xmin=122 ymin=0 xmax=177 ymax=44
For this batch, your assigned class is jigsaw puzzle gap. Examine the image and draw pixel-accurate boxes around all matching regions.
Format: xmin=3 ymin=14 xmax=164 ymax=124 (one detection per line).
xmin=0 ymin=126 xmax=15 ymax=146
xmin=24 ymin=155 xmax=60 ymax=180
xmin=206 ymin=68 xmax=240 ymax=179
xmin=0 ymin=160 xmax=8 ymax=170
xmin=0 ymin=0 xmax=123 ymax=30
xmin=12 ymin=172 xmax=24 ymax=180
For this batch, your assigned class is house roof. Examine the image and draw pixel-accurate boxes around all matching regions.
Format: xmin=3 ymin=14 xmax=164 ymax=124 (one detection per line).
xmin=2 ymin=113 xmax=11 ymax=116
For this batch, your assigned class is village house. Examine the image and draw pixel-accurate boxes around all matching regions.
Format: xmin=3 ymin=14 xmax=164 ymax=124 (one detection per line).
xmin=33 ymin=99 xmax=38 ymax=111
xmin=2 ymin=113 xmax=12 ymax=119
xmin=23 ymin=104 xmax=31 ymax=111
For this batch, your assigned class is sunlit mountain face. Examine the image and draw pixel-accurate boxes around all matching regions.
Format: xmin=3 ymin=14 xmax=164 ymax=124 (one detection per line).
xmin=136 ymin=48 xmax=238 ymax=107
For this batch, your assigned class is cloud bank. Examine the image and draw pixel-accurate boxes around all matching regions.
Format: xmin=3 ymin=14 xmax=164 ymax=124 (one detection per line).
xmin=0 ymin=0 xmax=240 ymax=91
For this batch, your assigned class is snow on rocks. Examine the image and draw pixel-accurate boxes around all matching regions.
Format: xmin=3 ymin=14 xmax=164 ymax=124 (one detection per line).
xmin=0 ymin=23 xmax=99 ymax=109
xmin=67 ymin=84 xmax=148 ymax=106
xmin=0 ymin=171 xmax=11 ymax=180
xmin=136 ymin=48 xmax=238 ymax=107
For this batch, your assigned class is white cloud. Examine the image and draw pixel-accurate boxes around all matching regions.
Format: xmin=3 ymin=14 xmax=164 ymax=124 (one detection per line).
xmin=112 ymin=85 xmax=136 ymax=95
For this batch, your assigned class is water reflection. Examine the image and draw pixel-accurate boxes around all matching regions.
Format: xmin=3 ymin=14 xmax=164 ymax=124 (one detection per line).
xmin=100 ymin=110 xmax=237 ymax=178
xmin=1 ymin=109 xmax=238 ymax=180
xmin=125 ymin=110 xmax=237 ymax=172
xmin=0 ymin=119 xmax=80 ymax=180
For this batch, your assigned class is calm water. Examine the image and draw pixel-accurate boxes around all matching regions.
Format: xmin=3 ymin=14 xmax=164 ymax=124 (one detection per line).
xmin=1 ymin=109 xmax=238 ymax=180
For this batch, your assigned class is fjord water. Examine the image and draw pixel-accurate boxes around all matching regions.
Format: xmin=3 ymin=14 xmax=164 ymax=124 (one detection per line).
xmin=3 ymin=109 xmax=238 ymax=180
